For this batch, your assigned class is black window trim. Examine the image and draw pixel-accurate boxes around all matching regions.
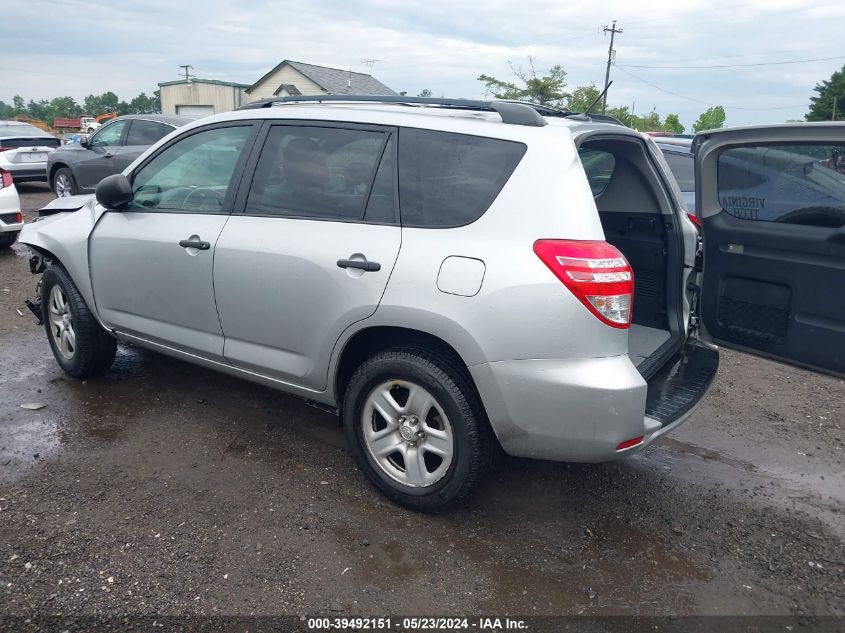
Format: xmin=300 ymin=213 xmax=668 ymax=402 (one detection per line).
xmin=121 ymin=120 xmax=262 ymax=216
xmin=232 ymin=119 xmax=400 ymax=226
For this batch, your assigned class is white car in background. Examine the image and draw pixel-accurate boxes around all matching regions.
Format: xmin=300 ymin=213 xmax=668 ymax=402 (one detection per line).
xmin=0 ymin=168 xmax=23 ymax=248
xmin=0 ymin=121 xmax=61 ymax=184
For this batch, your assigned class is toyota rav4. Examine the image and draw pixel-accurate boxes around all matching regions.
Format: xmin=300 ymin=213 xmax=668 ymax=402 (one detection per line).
xmin=18 ymin=96 xmax=845 ymax=511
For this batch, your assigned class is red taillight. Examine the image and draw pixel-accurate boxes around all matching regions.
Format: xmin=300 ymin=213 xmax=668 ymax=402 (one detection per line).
xmin=15 ymin=213 xmax=22 ymax=223
xmin=0 ymin=169 xmax=12 ymax=189
xmin=0 ymin=147 xmax=13 ymax=153
xmin=687 ymin=212 xmax=701 ymax=230
xmin=534 ymin=239 xmax=634 ymax=329
xmin=616 ymin=436 xmax=644 ymax=451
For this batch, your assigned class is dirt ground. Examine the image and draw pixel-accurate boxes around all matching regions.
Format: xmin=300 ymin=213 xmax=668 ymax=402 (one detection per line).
xmin=1 ymin=184 xmax=843 ymax=621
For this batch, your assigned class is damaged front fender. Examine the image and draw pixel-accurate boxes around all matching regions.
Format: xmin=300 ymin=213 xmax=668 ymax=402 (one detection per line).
xmin=19 ymin=196 xmax=108 ymax=329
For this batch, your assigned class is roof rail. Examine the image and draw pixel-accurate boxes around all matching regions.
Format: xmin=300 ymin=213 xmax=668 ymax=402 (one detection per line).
xmin=235 ymin=94 xmax=547 ymax=127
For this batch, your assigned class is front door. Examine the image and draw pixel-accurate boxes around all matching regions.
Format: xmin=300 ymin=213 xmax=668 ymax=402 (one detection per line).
xmin=214 ymin=122 xmax=401 ymax=390
xmin=88 ymin=123 xmax=257 ymax=359
xmin=75 ymin=119 xmax=129 ymax=191
xmin=695 ymin=123 xmax=845 ymax=375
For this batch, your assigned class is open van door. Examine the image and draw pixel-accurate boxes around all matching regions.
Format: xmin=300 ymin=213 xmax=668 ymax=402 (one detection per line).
xmin=694 ymin=123 xmax=845 ymax=376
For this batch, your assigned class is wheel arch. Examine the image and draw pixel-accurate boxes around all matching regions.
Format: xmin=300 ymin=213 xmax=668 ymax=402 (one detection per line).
xmin=18 ymin=208 xmax=106 ymax=331
xmin=332 ymin=325 xmax=486 ymax=421
xmin=48 ymin=162 xmax=70 ymax=190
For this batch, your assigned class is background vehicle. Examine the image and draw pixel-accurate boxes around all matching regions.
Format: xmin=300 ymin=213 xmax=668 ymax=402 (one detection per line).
xmin=53 ymin=114 xmax=114 ymax=134
xmin=19 ymin=97 xmax=845 ymax=510
xmin=0 ymin=121 xmax=60 ymax=183
xmin=0 ymin=168 xmax=23 ymax=248
xmin=654 ymin=137 xmax=695 ymax=213
xmin=48 ymin=114 xmax=193 ymax=197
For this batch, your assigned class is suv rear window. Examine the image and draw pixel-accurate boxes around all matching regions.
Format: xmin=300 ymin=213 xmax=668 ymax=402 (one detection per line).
xmin=398 ymin=129 xmax=526 ymax=228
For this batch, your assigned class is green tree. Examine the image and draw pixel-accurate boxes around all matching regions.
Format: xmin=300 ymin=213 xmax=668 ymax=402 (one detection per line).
xmin=83 ymin=91 xmax=120 ymax=115
xmin=417 ymin=89 xmax=432 ymax=98
xmin=478 ymin=57 xmax=568 ymax=108
xmin=566 ymin=84 xmax=600 ymax=112
xmin=806 ymin=64 xmax=845 ymax=121
xmin=606 ymin=105 xmax=634 ymax=127
xmin=12 ymin=95 xmax=25 ymax=112
xmin=692 ymin=105 xmax=726 ymax=132
xmin=633 ymin=110 xmax=662 ymax=131
xmin=49 ymin=96 xmax=82 ymax=118
xmin=663 ymin=113 xmax=684 ymax=134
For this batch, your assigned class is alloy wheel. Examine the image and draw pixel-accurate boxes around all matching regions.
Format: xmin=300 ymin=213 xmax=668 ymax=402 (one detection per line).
xmin=54 ymin=173 xmax=72 ymax=197
xmin=361 ymin=380 xmax=454 ymax=488
xmin=48 ymin=284 xmax=76 ymax=359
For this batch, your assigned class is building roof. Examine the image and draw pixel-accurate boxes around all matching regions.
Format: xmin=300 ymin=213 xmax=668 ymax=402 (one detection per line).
xmin=273 ymin=84 xmax=302 ymax=96
xmin=247 ymin=60 xmax=396 ymax=96
xmin=158 ymin=78 xmax=251 ymax=89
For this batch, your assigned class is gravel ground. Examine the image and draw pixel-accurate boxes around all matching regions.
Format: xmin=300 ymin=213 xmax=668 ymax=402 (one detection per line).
xmin=0 ymin=184 xmax=842 ymax=621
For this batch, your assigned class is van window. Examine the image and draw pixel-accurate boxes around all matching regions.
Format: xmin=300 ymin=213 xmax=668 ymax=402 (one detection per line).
xmin=398 ymin=129 xmax=526 ymax=227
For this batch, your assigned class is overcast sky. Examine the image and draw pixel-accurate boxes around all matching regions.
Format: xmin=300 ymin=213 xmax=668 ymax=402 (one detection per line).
xmin=2 ymin=0 xmax=843 ymax=129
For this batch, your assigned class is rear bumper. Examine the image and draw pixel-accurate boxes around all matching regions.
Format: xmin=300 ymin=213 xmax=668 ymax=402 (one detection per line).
xmin=0 ymin=221 xmax=23 ymax=233
xmin=3 ymin=164 xmax=48 ymax=182
xmin=470 ymin=341 xmax=719 ymax=462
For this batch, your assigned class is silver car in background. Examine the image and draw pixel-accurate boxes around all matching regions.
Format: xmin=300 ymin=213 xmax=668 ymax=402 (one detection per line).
xmin=0 ymin=121 xmax=60 ymax=183
xmin=18 ymin=97 xmax=845 ymax=510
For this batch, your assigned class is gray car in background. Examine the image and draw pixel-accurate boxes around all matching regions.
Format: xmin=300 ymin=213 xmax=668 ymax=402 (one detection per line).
xmin=47 ymin=114 xmax=193 ymax=197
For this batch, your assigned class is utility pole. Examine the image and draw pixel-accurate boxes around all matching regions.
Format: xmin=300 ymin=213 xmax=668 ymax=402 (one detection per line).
xmin=602 ymin=20 xmax=622 ymax=114
xmin=179 ymin=65 xmax=194 ymax=83
xmin=833 ymin=95 xmax=838 ymax=121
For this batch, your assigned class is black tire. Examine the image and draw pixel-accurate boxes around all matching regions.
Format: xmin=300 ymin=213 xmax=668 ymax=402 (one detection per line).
xmin=342 ymin=347 xmax=495 ymax=512
xmin=0 ymin=232 xmax=17 ymax=248
xmin=52 ymin=167 xmax=79 ymax=198
xmin=41 ymin=265 xmax=116 ymax=378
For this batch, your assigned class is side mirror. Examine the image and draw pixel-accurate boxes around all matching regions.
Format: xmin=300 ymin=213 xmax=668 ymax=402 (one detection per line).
xmin=79 ymin=137 xmax=90 ymax=149
xmin=95 ymin=174 xmax=133 ymax=209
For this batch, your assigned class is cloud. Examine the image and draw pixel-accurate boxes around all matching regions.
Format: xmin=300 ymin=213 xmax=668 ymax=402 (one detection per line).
xmin=1 ymin=0 xmax=842 ymax=127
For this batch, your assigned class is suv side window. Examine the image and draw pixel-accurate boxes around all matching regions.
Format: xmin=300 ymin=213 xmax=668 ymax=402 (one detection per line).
xmin=245 ymin=125 xmax=390 ymax=221
xmin=398 ymin=128 xmax=526 ymax=227
xmin=128 ymin=125 xmax=252 ymax=213
xmin=718 ymin=144 xmax=845 ymax=226
xmin=126 ymin=120 xmax=173 ymax=146
xmin=579 ymin=148 xmax=616 ymax=196
xmin=90 ymin=120 xmax=127 ymax=147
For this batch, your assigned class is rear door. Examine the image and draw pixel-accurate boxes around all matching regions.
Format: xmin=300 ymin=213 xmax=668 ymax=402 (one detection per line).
xmin=214 ymin=121 xmax=400 ymax=391
xmin=695 ymin=123 xmax=845 ymax=375
xmin=120 ymin=119 xmax=175 ymax=171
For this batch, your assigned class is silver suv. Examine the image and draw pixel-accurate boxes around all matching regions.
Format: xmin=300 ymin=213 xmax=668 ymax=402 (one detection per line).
xmin=19 ymin=97 xmax=845 ymax=511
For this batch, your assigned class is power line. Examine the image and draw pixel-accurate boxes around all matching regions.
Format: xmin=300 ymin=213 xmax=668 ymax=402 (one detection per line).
xmin=618 ymin=55 xmax=845 ymax=70
xmin=614 ymin=66 xmax=806 ymax=111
